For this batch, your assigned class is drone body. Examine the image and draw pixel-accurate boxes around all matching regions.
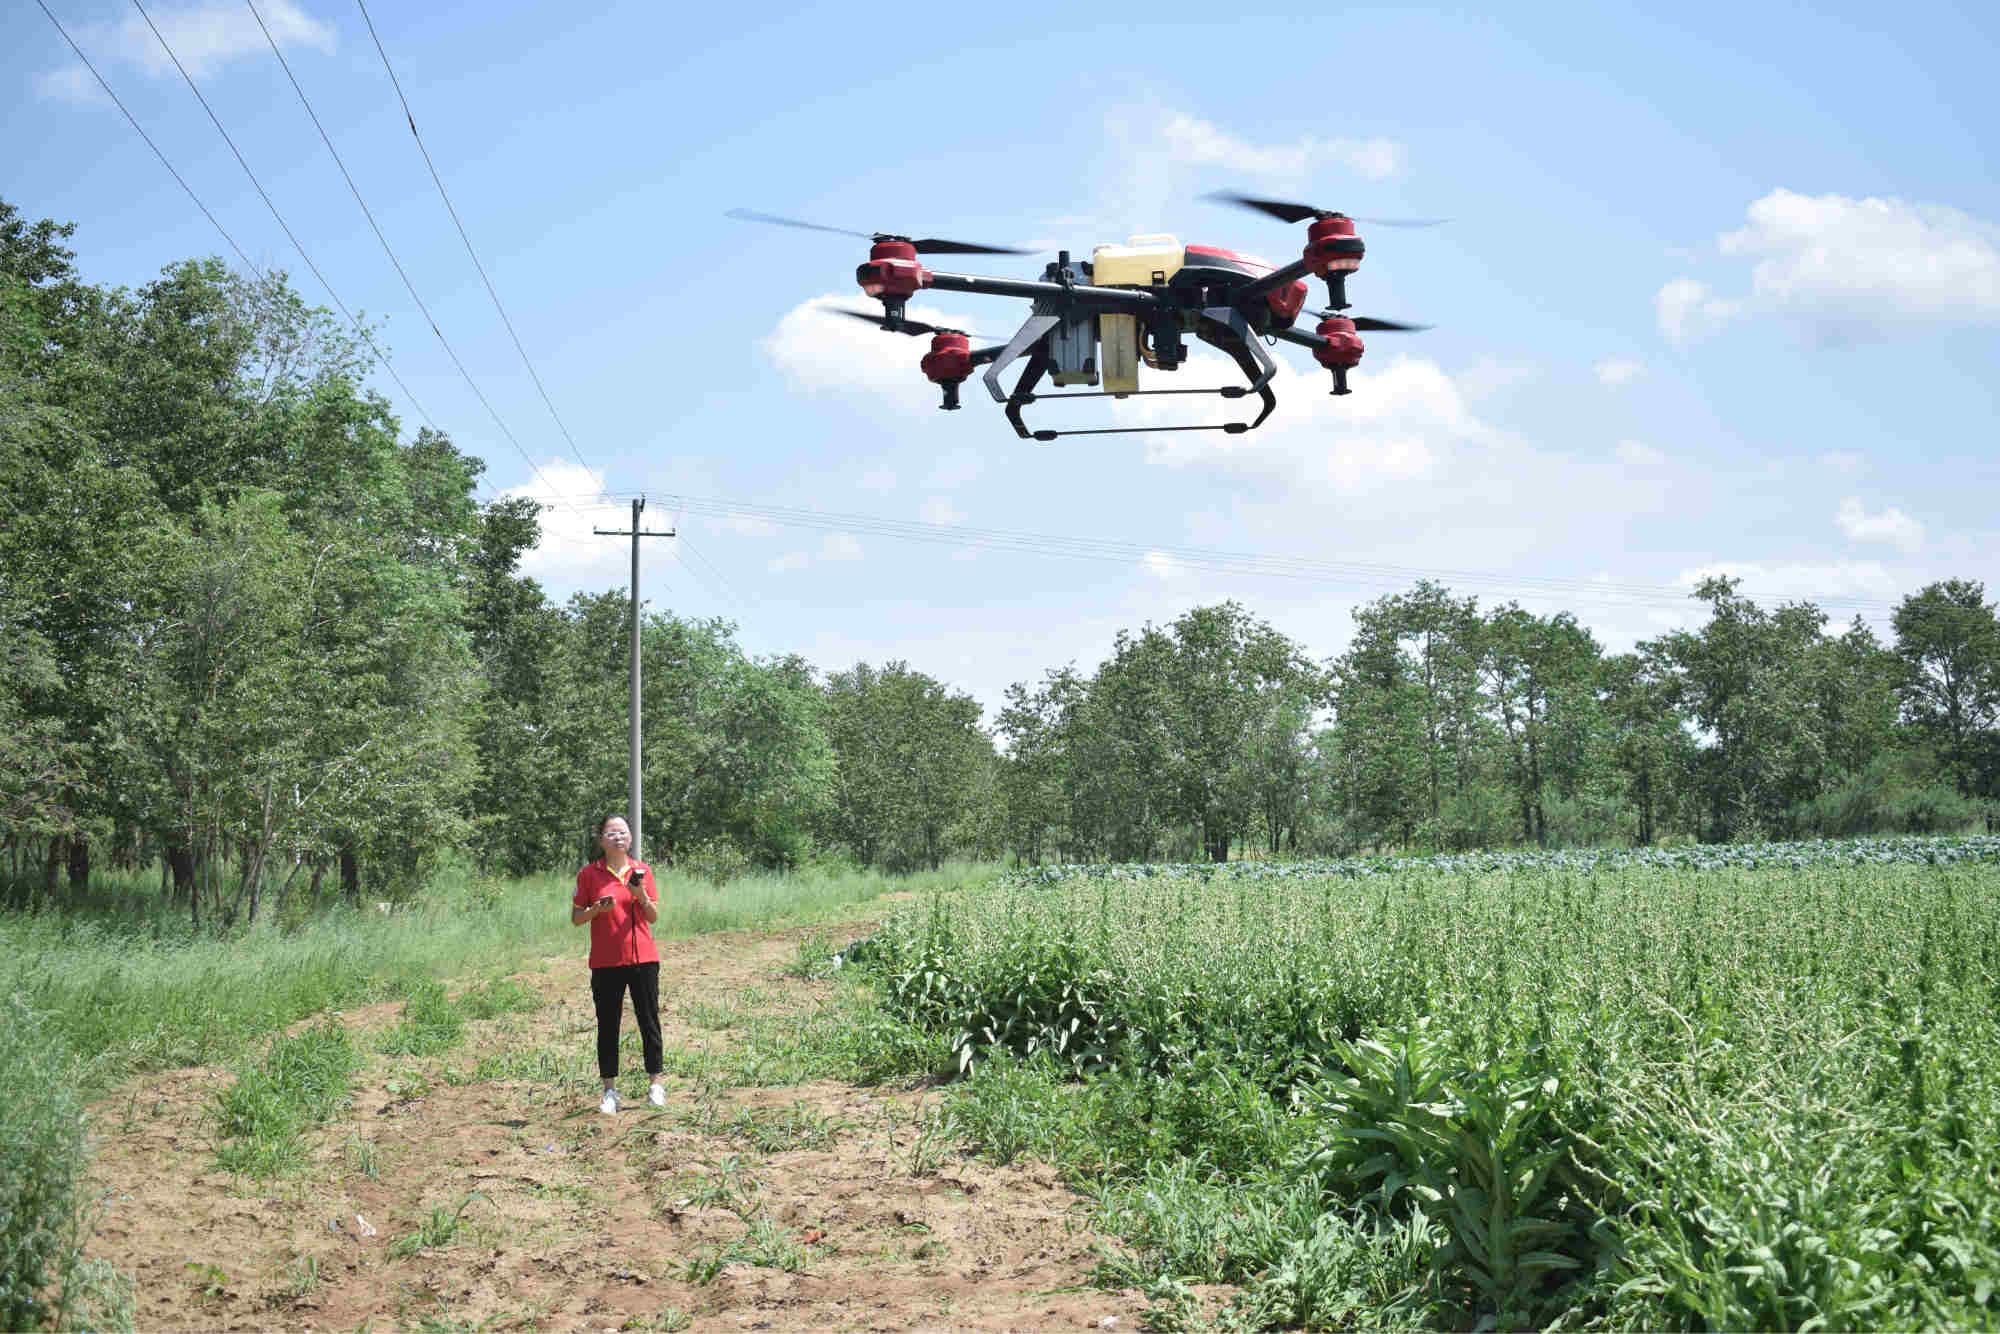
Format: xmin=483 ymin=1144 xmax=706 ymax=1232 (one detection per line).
xmin=734 ymin=196 xmax=1432 ymax=440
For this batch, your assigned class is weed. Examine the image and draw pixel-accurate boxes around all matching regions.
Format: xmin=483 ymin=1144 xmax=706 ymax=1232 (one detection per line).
xmin=184 ymin=1261 xmax=229 ymax=1300
xmin=276 ymin=1253 xmax=320 ymax=1302
xmin=723 ymin=1100 xmax=847 ymax=1153
xmin=681 ymin=1245 xmax=730 ymax=1284
xmin=733 ymin=1216 xmax=808 ymax=1272
xmin=787 ymin=929 xmax=837 ymax=979
xmin=211 ymin=1022 xmax=360 ymax=1179
xmin=343 ymin=1133 xmax=381 ymax=1179
xmin=459 ymin=978 xmax=538 ymax=1019
xmin=388 ymin=1192 xmax=488 ymax=1259
xmin=681 ymin=1156 xmax=761 ymax=1217
xmin=378 ymin=980 xmax=467 ymax=1056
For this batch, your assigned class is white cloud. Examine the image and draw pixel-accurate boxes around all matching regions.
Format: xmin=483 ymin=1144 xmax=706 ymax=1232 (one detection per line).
xmin=1835 ymin=496 xmax=1925 ymax=552
xmin=1675 ymin=559 xmax=1900 ymax=605
xmin=1133 ymin=352 xmax=1490 ymax=496
xmin=503 ymin=460 xmax=631 ymax=589
xmin=1719 ymin=188 xmax=2000 ymax=327
xmin=37 ymin=1 xmax=334 ymax=95
xmin=767 ymin=551 xmax=809 ymax=574
xmin=762 ymin=295 xmax=987 ymax=408
xmin=1819 ymin=451 xmax=1866 ymax=475
xmin=1159 ymin=113 xmax=1403 ymax=182
xmin=1656 ymin=278 xmax=1742 ymax=342
xmin=1594 ymin=358 xmax=1643 ymax=386
xmin=857 ymin=467 xmax=898 ymax=493
xmin=1091 ymin=104 xmax=1412 ymax=241
xmin=33 ymin=66 xmax=107 ymax=106
xmin=1615 ymin=440 xmax=1666 ymax=467
xmin=1141 ymin=551 xmax=1187 ymax=580
xmin=920 ymin=496 xmax=965 ymax=525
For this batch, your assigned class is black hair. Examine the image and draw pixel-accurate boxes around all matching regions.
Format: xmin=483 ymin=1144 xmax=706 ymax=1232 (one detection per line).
xmin=597 ymin=814 xmax=630 ymax=836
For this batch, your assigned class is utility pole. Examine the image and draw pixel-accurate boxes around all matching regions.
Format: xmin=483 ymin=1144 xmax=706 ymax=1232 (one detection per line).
xmin=594 ymin=497 xmax=674 ymax=858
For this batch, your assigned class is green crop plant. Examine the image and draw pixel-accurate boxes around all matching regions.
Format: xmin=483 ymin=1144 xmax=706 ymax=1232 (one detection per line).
xmin=832 ymin=837 xmax=2000 ymax=1329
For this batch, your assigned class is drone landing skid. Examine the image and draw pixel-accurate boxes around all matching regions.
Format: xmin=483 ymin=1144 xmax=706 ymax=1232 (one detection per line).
xmin=986 ymin=309 xmax=1278 ymax=442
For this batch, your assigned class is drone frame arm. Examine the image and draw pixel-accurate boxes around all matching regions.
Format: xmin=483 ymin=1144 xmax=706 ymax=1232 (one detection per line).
xmin=926 ymin=271 xmax=1165 ymax=311
xmin=1233 ymin=256 xmax=1315 ymax=311
xmin=980 ymin=313 xmax=1063 ymax=403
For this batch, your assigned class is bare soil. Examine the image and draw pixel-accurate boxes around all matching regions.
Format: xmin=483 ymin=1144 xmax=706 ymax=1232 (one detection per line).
xmin=79 ymin=907 xmax=1166 ymax=1333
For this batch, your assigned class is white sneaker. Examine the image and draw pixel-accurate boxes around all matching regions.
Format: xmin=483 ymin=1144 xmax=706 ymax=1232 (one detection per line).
xmin=647 ymin=1083 xmax=666 ymax=1108
xmin=599 ymin=1089 xmax=619 ymax=1116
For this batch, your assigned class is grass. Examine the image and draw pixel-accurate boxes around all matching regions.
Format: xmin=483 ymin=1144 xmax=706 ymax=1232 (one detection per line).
xmin=0 ymin=855 xmax=996 ymax=1327
xmin=211 ymin=1022 xmax=362 ymax=1178
xmin=0 ymin=857 xmax=1000 ymax=1090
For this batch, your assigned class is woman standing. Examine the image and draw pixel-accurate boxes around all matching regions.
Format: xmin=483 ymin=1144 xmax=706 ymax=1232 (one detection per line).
xmin=571 ymin=814 xmax=665 ymax=1114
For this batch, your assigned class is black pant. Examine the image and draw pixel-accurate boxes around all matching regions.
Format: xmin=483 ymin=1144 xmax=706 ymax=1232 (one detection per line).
xmin=589 ymin=962 xmax=663 ymax=1080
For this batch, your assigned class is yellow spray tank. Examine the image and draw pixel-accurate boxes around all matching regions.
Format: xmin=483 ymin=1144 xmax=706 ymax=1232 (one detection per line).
xmin=1089 ymin=235 xmax=1183 ymax=394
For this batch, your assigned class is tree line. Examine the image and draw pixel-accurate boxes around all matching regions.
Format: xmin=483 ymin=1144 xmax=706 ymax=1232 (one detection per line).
xmin=995 ymin=583 xmax=2000 ymax=863
xmin=5 ymin=201 xmax=1998 ymax=921
xmin=0 ymin=201 xmax=992 ymax=919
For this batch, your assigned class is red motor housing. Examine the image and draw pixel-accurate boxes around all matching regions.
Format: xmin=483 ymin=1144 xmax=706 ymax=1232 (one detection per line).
xmin=1264 ymin=278 xmax=1308 ymax=325
xmin=920 ymin=331 xmax=972 ymax=384
xmin=1304 ymin=215 xmax=1365 ymax=278
xmin=856 ymin=239 xmax=930 ymax=300
xmin=1313 ymin=316 xmax=1364 ymax=370
xmin=1315 ymin=315 xmax=1363 ymax=396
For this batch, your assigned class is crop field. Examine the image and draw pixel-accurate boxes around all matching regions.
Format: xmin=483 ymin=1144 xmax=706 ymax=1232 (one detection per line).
xmin=842 ymin=838 xmax=2000 ymax=1330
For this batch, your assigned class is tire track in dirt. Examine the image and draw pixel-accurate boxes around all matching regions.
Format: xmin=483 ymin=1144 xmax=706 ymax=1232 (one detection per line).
xmin=81 ymin=908 xmax=1158 ymax=1332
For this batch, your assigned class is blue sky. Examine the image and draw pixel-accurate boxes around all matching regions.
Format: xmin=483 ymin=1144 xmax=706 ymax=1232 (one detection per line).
xmin=12 ymin=0 xmax=2000 ymax=719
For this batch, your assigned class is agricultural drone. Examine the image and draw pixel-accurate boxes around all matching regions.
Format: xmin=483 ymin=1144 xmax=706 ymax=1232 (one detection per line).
xmin=729 ymin=193 xmax=1436 ymax=440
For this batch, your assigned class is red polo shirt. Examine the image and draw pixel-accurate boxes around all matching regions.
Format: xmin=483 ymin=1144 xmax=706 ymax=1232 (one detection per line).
xmin=573 ymin=858 xmax=660 ymax=969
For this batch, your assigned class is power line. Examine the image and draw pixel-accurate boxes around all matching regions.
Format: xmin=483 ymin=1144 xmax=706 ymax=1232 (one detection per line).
xmin=129 ymin=0 xmax=582 ymax=520
xmin=31 ymin=2 xmax=511 ymax=522
xmin=665 ymin=534 xmax=746 ymax=613
xmin=36 ymin=0 xmax=262 ymax=277
xmin=547 ymin=490 xmax=1905 ymax=615
xmin=38 ymin=0 xmax=443 ymax=435
xmin=353 ymin=0 xmax=596 ymax=481
xmin=121 ymin=0 xmax=453 ymax=440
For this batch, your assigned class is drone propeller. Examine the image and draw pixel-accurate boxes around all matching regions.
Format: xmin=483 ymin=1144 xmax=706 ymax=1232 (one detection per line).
xmin=1316 ymin=312 xmax=1434 ymax=332
xmin=726 ymin=209 xmax=1034 ymax=256
xmin=829 ymin=307 xmax=1001 ymax=339
xmin=1205 ymin=192 xmax=1447 ymax=228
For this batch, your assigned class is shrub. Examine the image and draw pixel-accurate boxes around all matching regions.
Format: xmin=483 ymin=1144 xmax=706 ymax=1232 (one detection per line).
xmin=676 ymin=837 xmax=751 ymax=886
xmin=0 ymin=997 xmax=87 ymax=1330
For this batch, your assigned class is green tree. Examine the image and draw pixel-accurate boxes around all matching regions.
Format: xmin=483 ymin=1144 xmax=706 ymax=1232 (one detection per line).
xmin=1647 ymin=578 xmax=1840 ymax=839
xmin=1892 ymin=579 xmax=2000 ymax=797
xmin=995 ymin=666 xmax=1088 ymax=864
xmin=824 ymin=662 xmax=991 ymax=870
xmin=1482 ymin=605 xmax=1603 ymax=846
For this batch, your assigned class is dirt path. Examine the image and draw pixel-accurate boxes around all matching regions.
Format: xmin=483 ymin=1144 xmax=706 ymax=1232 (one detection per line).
xmin=81 ymin=908 xmax=1155 ymax=1333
